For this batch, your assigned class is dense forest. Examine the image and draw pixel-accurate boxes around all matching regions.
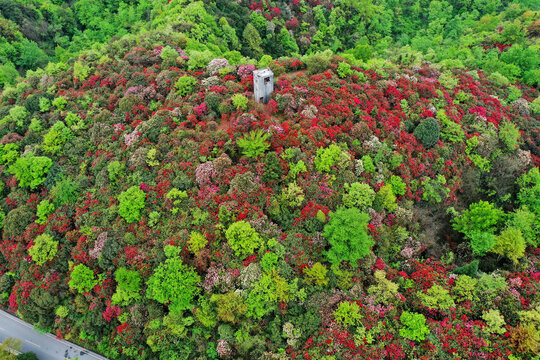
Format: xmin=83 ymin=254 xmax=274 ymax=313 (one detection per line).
xmin=0 ymin=1 xmax=539 ymax=359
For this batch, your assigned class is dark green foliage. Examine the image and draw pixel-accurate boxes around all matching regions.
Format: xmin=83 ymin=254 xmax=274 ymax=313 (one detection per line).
xmin=414 ymin=118 xmax=440 ymax=148
xmin=453 ymin=260 xmax=479 ymax=277
xmin=16 ymin=353 xmax=39 ymax=360
xmin=3 ymin=205 xmax=34 ymax=239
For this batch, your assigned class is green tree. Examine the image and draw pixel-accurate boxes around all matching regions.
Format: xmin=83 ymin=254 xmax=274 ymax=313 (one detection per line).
xmin=492 ymin=228 xmax=526 ymax=264
xmin=373 ymin=184 xmax=397 ymax=212
xmin=342 ymin=182 xmax=375 ymax=210
xmin=324 ymin=207 xmax=374 ymax=266
xmin=452 ymin=201 xmax=504 ymax=239
xmin=242 ymin=23 xmax=263 ymax=59
xmin=175 ymin=75 xmax=198 ymax=97
xmin=469 ymin=231 xmax=495 ymax=256
xmin=146 ymin=257 xmax=200 ymax=313
xmin=28 ymin=233 xmax=58 ymax=266
xmin=35 ymin=200 xmax=54 ymax=225
xmin=118 ymin=186 xmax=146 ymax=223
xmin=225 ymin=221 xmax=264 ymax=258
xmin=8 ymin=153 xmax=52 ymax=190
xmin=237 ymin=130 xmax=271 ymax=159
xmin=333 ymin=301 xmax=363 ymax=327
xmin=414 ymin=117 xmax=440 ymax=148
xmin=112 ymin=267 xmax=141 ymax=306
xmin=210 ymin=291 xmax=247 ymax=324
xmin=399 ymin=311 xmax=430 ymax=342
xmin=69 ymin=264 xmax=97 ymax=294
xmin=417 ymin=285 xmax=455 ymax=311
xmin=499 ymin=121 xmax=521 ymax=151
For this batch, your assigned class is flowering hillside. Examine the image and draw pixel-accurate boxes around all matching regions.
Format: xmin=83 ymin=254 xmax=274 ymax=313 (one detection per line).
xmin=0 ymin=2 xmax=539 ymax=360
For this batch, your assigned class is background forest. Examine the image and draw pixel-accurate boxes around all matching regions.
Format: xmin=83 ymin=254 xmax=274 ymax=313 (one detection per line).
xmin=0 ymin=0 xmax=539 ymax=360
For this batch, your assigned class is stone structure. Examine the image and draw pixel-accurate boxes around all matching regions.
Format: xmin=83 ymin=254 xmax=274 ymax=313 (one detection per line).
xmin=253 ymin=67 xmax=274 ymax=104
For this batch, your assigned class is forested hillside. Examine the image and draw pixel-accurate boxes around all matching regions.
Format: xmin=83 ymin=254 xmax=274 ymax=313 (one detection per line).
xmin=0 ymin=1 xmax=539 ymax=360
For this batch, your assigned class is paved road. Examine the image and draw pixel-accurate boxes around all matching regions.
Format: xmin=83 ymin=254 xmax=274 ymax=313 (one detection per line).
xmin=0 ymin=310 xmax=109 ymax=360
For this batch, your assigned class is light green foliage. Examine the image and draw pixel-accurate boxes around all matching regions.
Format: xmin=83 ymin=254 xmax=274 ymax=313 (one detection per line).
xmin=0 ymin=143 xmax=19 ymax=166
xmin=289 ymin=160 xmax=307 ymax=179
xmin=399 ymin=311 xmax=429 ymax=342
xmin=188 ymin=231 xmax=208 ymax=255
xmin=337 ymin=62 xmax=353 ymax=78
xmin=258 ymin=55 xmax=272 ymax=68
xmin=469 ymin=231 xmax=495 ymax=256
xmin=508 ymin=207 xmax=538 ymax=247
xmin=488 ymin=72 xmax=510 ymax=87
xmin=245 ymin=271 xmax=280 ymax=319
xmin=421 ymin=175 xmax=449 ymax=204
xmin=146 ymin=257 xmax=200 ymax=313
xmin=164 ymin=245 xmax=181 ymax=258
xmin=231 ymin=94 xmax=249 ymax=110
xmin=324 ymin=207 xmax=374 ymax=266
xmin=245 ymin=270 xmax=297 ymax=319
xmin=367 ymin=270 xmax=399 ymax=305
xmin=195 ymin=298 xmax=217 ymax=328
xmin=418 ymin=285 xmax=455 ymax=311
xmin=118 ymin=186 xmax=146 ymax=223
xmin=160 ymin=46 xmax=178 ymax=61
xmin=438 ymin=110 xmax=464 ymax=143
xmin=517 ymin=167 xmax=540 ymax=215
xmin=237 ymin=130 xmax=271 ymax=158
xmin=477 ymin=274 xmax=508 ymax=303
xmin=482 ymin=309 xmax=506 ymax=335
xmin=73 ymin=61 xmax=90 ymax=81
xmin=333 ymin=301 xmax=362 ymax=327
xmin=414 ymin=117 xmax=440 ymax=148
xmin=148 ymin=211 xmax=160 ymax=227
xmin=55 ymin=305 xmax=68 ymax=318
xmin=452 ymin=201 xmax=504 ymax=239
xmin=211 ymin=292 xmax=247 ymax=324
xmin=39 ymin=97 xmax=51 ymax=112
xmin=260 ymin=252 xmax=279 ymax=272
xmin=29 ymin=118 xmax=43 ymax=132
xmin=6 ymin=106 xmax=29 ymax=128
xmin=51 ymin=177 xmax=79 ymax=207
xmin=389 ymin=175 xmax=406 ymax=196
xmin=281 ymin=183 xmax=305 ymax=208
xmin=175 ymin=75 xmax=198 ymax=97
xmin=8 ymin=153 xmax=52 ymax=189
xmin=43 ymin=121 xmax=73 ymax=154
xmin=107 ymin=161 xmax=125 ymax=184
xmin=36 ymin=200 xmax=55 ymax=225
xmin=453 ymin=275 xmax=478 ymax=302
xmin=303 ymin=262 xmax=328 ymax=286
xmin=69 ymin=264 xmax=97 ymax=294
xmin=112 ymin=267 xmax=141 ymax=306
xmin=374 ymin=184 xmax=397 ymax=212
xmin=29 ymin=233 xmax=58 ymax=266
xmin=226 ymin=221 xmax=264 ymax=258
xmin=438 ymin=71 xmax=459 ymax=89
xmin=166 ymin=188 xmax=188 ymax=214
xmin=146 ymin=148 xmax=159 ymax=167
xmin=315 ymin=144 xmax=342 ymax=172
xmin=492 ymin=228 xmax=526 ymax=264
xmin=52 ymin=96 xmax=67 ymax=110
xmin=342 ymin=182 xmax=375 ymax=210
xmin=361 ymin=155 xmax=375 ymax=173
xmin=507 ymin=85 xmax=522 ymax=102
xmin=499 ymin=121 xmax=521 ymax=151
xmin=531 ymin=97 xmax=540 ymax=115
xmin=64 ymin=112 xmax=83 ymax=128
